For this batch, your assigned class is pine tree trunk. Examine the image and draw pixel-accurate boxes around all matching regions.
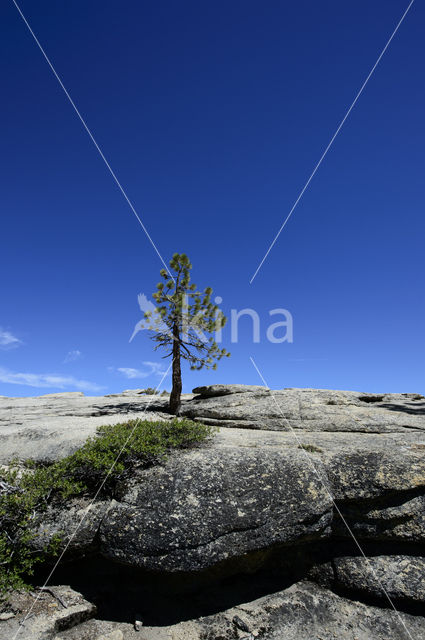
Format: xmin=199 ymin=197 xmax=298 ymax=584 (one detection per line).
xmin=169 ymin=320 xmax=182 ymax=415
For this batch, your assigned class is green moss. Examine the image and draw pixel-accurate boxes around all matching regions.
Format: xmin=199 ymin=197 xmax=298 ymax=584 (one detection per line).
xmin=0 ymin=418 xmax=216 ymax=597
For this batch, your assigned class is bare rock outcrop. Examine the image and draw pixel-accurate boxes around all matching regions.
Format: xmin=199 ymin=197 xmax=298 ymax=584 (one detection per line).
xmin=1 ymin=385 xmax=425 ymax=639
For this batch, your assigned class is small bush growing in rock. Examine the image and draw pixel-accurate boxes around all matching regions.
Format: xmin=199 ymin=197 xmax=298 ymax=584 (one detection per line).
xmin=298 ymin=443 xmax=323 ymax=454
xmin=59 ymin=417 xmax=216 ymax=492
xmin=0 ymin=466 xmax=63 ymax=595
xmin=140 ymin=387 xmax=169 ymax=396
xmin=0 ymin=418 xmax=215 ymax=597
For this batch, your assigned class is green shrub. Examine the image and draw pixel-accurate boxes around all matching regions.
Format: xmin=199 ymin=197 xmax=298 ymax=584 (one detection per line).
xmin=298 ymin=443 xmax=323 ymax=454
xmin=57 ymin=417 xmax=216 ymax=493
xmin=0 ymin=465 xmax=63 ymax=595
xmin=0 ymin=418 xmax=215 ymax=597
xmin=139 ymin=387 xmax=169 ymax=396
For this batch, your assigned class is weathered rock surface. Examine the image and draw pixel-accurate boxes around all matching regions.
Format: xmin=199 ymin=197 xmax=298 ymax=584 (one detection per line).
xmin=99 ymin=444 xmax=332 ymax=571
xmin=192 ymin=383 xmax=269 ymax=397
xmin=1 ymin=385 xmax=425 ymax=639
xmin=0 ymin=586 xmax=96 ymax=640
xmin=0 ymin=391 xmax=171 ymax=463
xmin=30 ymin=423 xmax=425 ymax=573
xmin=1 ymin=385 xmax=424 ymax=463
xmin=0 ymin=385 xmax=425 ymax=464
xmin=332 ymin=555 xmax=425 ymax=604
xmin=184 ymin=581 xmax=425 ymax=640
xmin=182 ymin=386 xmax=425 ymax=433
xmin=7 ymin=581 xmax=425 ymax=640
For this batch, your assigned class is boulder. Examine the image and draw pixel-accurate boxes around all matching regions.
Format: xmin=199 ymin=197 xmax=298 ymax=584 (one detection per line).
xmin=99 ymin=445 xmax=332 ymax=571
xmin=30 ymin=426 xmax=425 ymax=578
xmin=181 ymin=387 xmax=425 ymax=434
xmin=0 ymin=586 xmax=96 ymax=640
xmin=183 ymin=581 xmax=425 ymax=640
xmin=192 ymin=384 xmax=269 ymax=397
xmin=333 ymin=555 xmax=425 ymax=604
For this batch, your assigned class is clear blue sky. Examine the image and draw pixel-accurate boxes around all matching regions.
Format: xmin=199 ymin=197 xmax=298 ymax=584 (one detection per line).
xmin=1 ymin=0 xmax=424 ymax=396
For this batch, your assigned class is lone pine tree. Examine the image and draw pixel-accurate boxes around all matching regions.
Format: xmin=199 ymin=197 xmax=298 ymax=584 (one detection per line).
xmin=143 ymin=253 xmax=230 ymax=414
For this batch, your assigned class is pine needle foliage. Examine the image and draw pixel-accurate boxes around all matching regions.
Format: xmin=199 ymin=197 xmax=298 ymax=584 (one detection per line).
xmin=143 ymin=253 xmax=230 ymax=413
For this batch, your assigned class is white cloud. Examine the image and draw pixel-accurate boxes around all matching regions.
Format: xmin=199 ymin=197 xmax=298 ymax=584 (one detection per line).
xmin=0 ymin=367 xmax=103 ymax=393
xmin=115 ymin=362 xmax=167 ymax=379
xmin=117 ymin=368 xmax=147 ymax=379
xmin=0 ymin=328 xmax=22 ymax=350
xmin=144 ymin=361 xmax=168 ymax=375
xmin=64 ymin=350 xmax=83 ymax=363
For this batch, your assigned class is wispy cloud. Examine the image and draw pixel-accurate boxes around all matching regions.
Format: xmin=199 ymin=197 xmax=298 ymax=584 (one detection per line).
xmin=64 ymin=349 xmax=83 ymax=363
xmin=0 ymin=367 xmax=103 ymax=392
xmin=0 ymin=328 xmax=22 ymax=350
xmin=115 ymin=362 xmax=167 ymax=379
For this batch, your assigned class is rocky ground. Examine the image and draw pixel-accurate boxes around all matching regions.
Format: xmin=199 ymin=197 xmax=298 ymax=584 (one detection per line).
xmin=1 ymin=384 xmax=424 ymax=639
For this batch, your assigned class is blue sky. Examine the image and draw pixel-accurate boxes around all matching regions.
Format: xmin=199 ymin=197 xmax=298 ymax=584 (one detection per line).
xmin=1 ymin=0 xmax=424 ymax=396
